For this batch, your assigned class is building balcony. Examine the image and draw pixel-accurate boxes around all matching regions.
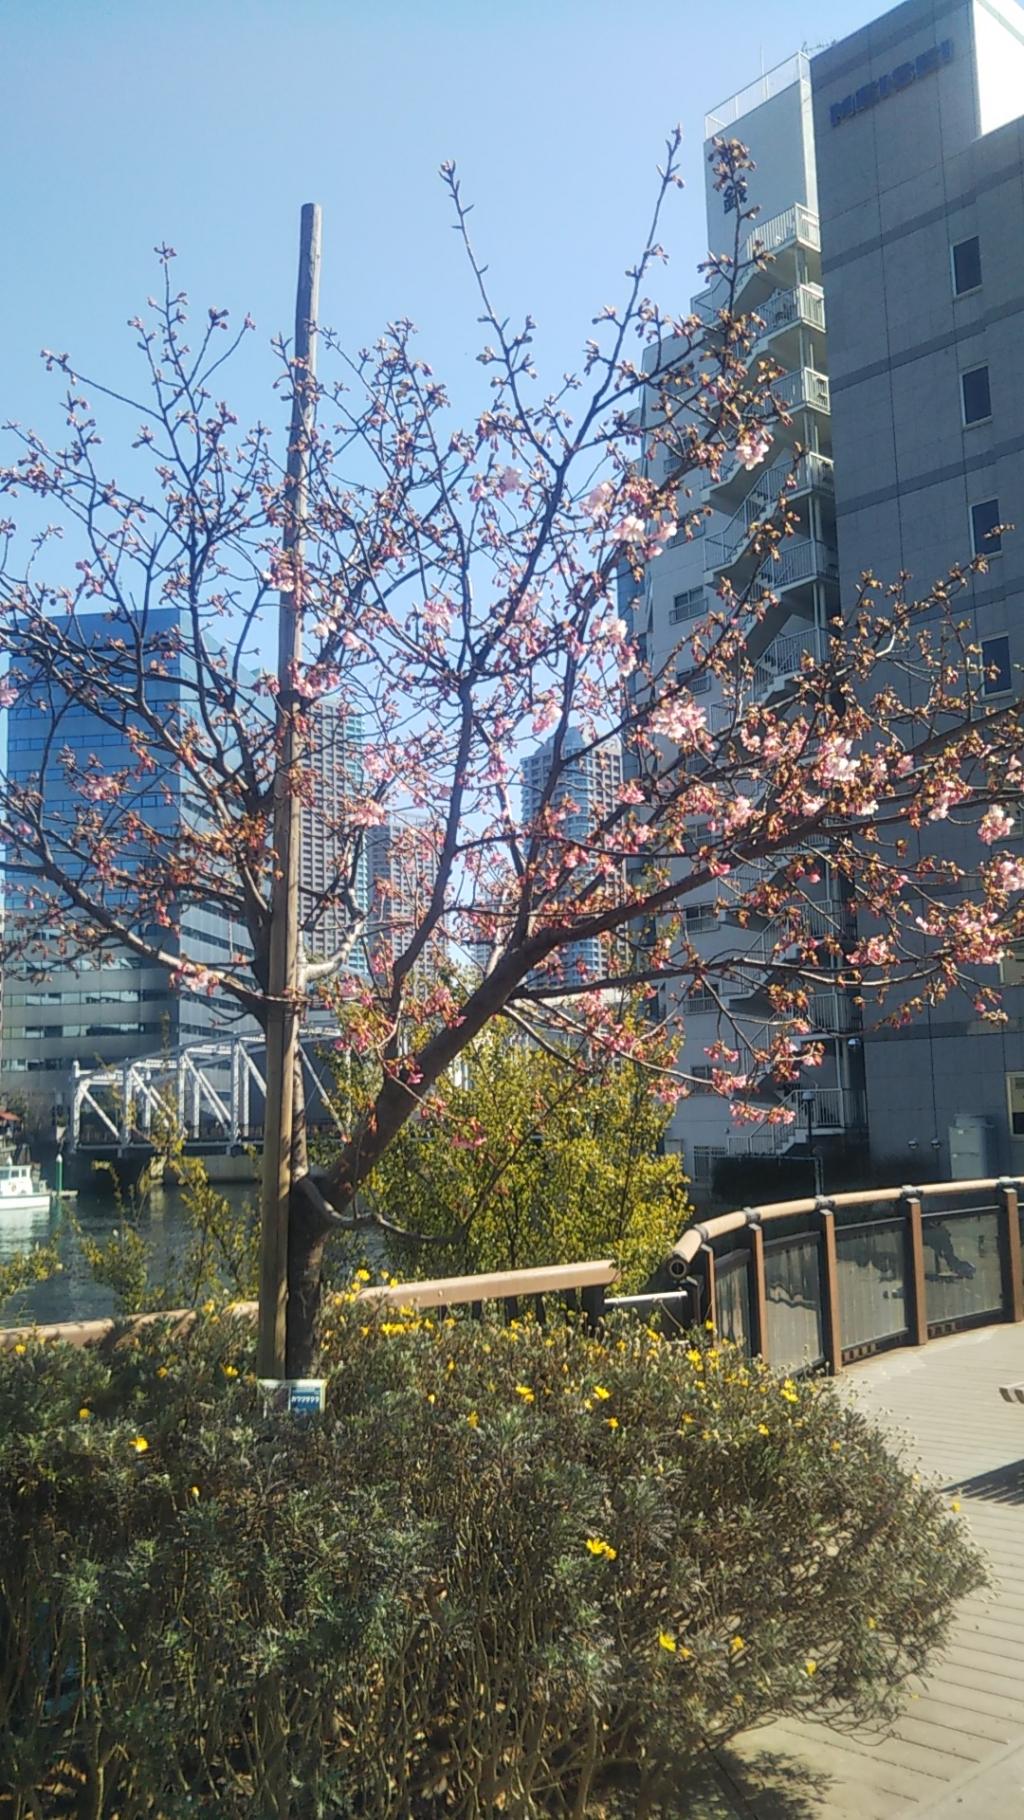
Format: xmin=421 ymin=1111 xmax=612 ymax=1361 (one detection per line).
xmin=706 ymin=529 xmax=838 ymax=601
xmin=704 ymin=421 xmax=832 ymax=521
xmin=749 ymin=623 xmax=830 ymax=704
xmin=755 ymin=281 xmax=825 ymax=340
xmin=727 ymin=1082 xmax=860 ymax=1156
xmin=771 ymin=365 xmax=830 ymax=417
xmin=704 ymin=451 xmax=835 ymax=576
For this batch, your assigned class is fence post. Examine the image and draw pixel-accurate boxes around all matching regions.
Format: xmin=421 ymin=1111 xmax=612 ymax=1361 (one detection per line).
xmin=580 ymin=1283 xmax=605 ymax=1331
xmin=997 ymin=1178 xmax=1024 ymax=1323
xmin=746 ymin=1211 xmax=769 ymax=1360
xmin=903 ymin=1188 xmax=929 ymax=1347
xmin=818 ymin=1201 xmax=842 ymax=1374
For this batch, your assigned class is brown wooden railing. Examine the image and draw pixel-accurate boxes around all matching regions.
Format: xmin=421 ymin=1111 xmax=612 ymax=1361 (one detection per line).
xmin=2 ymin=1177 xmax=1022 ymax=1369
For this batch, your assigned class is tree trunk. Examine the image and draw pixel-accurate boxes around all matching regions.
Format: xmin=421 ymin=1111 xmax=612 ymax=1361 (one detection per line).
xmin=286 ymin=1177 xmax=331 ymax=1377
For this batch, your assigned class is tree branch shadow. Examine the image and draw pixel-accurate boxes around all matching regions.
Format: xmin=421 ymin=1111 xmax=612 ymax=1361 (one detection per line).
xmin=671 ymin=1746 xmax=832 ymax=1818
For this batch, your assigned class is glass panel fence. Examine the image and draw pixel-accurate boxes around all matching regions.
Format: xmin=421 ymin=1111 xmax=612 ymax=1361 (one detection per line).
xmin=835 ymin=1219 xmax=908 ymax=1351
xmin=764 ymin=1235 xmax=824 ymax=1372
xmin=715 ymin=1250 xmax=751 ymax=1355
xmin=923 ymin=1207 xmax=1003 ymax=1329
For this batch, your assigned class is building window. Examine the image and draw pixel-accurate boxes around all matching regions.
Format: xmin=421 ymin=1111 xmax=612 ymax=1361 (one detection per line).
xmin=671 ymin=586 xmax=706 ymax=624
xmin=971 ymin=498 xmax=1002 ymax=556
xmin=981 ymin=635 xmax=1012 ymax=697
xmin=1007 ymin=1072 xmax=1024 ymax=1137
xmin=961 ymin=365 xmax=991 ymax=426
xmin=951 ymin=236 xmax=982 ymax=296
xmin=1000 ymin=943 xmax=1024 ymax=987
xmin=679 ymin=667 xmax=712 ymax=695
xmin=684 ymin=904 xmax=718 ymax=934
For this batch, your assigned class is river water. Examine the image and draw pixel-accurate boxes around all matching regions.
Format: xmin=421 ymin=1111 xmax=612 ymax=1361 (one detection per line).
xmin=0 ymin=1179 xmax=260 ymax=1329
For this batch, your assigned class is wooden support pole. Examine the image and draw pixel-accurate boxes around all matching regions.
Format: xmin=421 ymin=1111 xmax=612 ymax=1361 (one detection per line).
xmin=818 ymin=1204 xmax=842 ymax=1374
xmin=700 ymin=1242 xmax=718 ymax=1332
xmin=747 ymin=1216 xmax=769 ymax=1360
xmin=903 ymin=1190 xmax=929 ymax=1347
xmin=998 ymin=1180 xmax=1024 ymax=1323
xmin=257 ymin=202 xmax=322 ymax=1381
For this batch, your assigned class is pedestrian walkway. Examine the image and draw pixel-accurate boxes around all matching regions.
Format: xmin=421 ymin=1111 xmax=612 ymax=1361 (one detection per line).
xmin=704 ymin=1324 xmax=1024 ymax=1818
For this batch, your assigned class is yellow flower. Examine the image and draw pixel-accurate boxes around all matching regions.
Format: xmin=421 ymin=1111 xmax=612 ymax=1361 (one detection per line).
xmin=514 ymin=1384 xmax=534 ymax=1404
xmin=705 ymin=1319 xmax=716 ymax=1333
xmin=130 ymin=1436 xmax=149 ymax=1454
xmin=780 ymin=1380 xmax=799 ymax=1404
xmin=686 ymin=1349 xmax=703 ymax=1368
xmin=804 ymin=1659 xmax=817 ymax=1676
xmin=757 ymin=1423 xmax=770 ymax=1436
xmin=658 ymin=1631 xmax=677 ymax=1652
xmin=14 ymin=1343 xmax=26 ymax=1356
xmin=466 ymin=1411 xmax=479 ymax=1429
xmin=156 ymin=1365 xmax=168 ymax=1379
xmin=730 ymin=1635 xmax=745 ymax=1654
xmin=585 ymin=1538 xmax=617 ymax=1561
xmin=222 ymin=1364 xmax=238 ymax=1379
xmin=446 ymin=1359 xmax=456 ymax=1373
xmin=201 ymin=1300 xmax=216 ymax=1316
xmin=950 ymin=1498 xmax=961 ymax=1513
xmin=426 ymin=1393 xmax=436 ymax=1405
xmin=866 ymin=1617 xmax=877 ymax=1631
xmin=593 ymin=1385 xmax=612 ymax=1400
xmin=354 ymin=1268 xmax=371 ymax=1283
xmin=189 ymin=1485 xmax=200 ymax=1499
xmin=606 ymin=1416 xmax=620 ymax=1430
xmin=78 ymin=1407 xmax=91 ymax=1421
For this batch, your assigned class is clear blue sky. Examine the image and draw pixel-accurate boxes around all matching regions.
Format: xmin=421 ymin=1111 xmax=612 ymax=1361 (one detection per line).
xmin=2 ymin=0 xmax=879 ymax=447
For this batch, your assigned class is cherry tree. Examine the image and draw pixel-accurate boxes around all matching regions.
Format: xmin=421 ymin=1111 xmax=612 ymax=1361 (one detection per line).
xmin=1 ymin=137 xmax=1021 ymax=1371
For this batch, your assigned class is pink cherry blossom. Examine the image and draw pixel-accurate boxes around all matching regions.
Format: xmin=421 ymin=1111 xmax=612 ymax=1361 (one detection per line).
xmin=979 ymin=805 xmax=1015 ymax=845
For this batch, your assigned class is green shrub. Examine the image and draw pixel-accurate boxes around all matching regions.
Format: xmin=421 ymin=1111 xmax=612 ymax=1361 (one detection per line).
xmin=0 ymin=1301 xmax=983 ymax=1817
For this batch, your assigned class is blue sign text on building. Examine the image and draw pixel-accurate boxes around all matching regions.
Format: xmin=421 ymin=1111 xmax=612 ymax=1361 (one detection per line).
xmin=830 ymin=40 xmax=954 ymax=127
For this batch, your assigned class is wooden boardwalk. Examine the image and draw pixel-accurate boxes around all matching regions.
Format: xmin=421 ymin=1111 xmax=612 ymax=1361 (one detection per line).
xmin=710 ymin=1324 xmax=1024 ymax=1818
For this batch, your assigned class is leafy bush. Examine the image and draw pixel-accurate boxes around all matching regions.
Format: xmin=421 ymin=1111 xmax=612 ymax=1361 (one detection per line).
xmin=0 ymin=1301 xmax=983 ymax=1817
xmin=326 ymin=1021 xmax=690 ymax=1291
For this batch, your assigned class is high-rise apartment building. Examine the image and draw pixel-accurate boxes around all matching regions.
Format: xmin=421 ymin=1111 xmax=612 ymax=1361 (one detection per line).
xmin=629 ymin=54 xmax=860 ymax=1191
xmin=1 ymin=608 xmax=240 ymax=1123
xmin=521 ymin=727 xmax=624 ymax=984
xmin=635 ymin=0 xmax=1024 ymax=1192
xmin=811 ymin=0 xmax=1024 ymax=1177
xmin=300 ymin=704 xmax=368 ymax=972
xmin=366 ymin=814 xmax=445 ymax=985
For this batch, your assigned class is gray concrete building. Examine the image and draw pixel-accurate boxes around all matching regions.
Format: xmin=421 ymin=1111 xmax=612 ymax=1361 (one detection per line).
xmin=631 ymin=0 xmax=1024 ymax=1195
xmin=629 ymin=54 xmax=858 ymax=1195
xmin=811 ymin=0 xmax=1024 ymax=1176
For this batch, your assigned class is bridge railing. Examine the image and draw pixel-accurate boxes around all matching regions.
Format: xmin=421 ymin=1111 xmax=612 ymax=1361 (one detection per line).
xmin=3 ymin=1177 xmax=1022 ymax=1368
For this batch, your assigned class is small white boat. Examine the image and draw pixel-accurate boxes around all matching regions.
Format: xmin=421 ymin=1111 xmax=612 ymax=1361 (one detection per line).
xmin=0 ymin=1160 xmax=51 ymax=1217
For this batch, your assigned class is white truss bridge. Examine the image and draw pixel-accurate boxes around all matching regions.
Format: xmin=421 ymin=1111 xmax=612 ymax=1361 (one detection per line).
xmin=69 ymin=1030 xmax=343 ymax=1153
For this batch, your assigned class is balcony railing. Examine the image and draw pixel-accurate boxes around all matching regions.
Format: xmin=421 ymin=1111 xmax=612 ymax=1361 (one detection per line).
xmin=704 ymin=54 xmax=811 ymax=137
xmin=771 ymin=366 xmax=830 ymax=415
xmin=771 ymin=537 xmax=838 ymax=589
xmin=741 ymin=202 xmax=821 ymax=267
xmin=750 ymin=624 xmax=829 ymax=699
xmin=754 ymin=283 xmax=826 ymax=340
xmin=729 ymin=1083 xmax=853 ymax=1155
xmin=809 ymin=990 xmax=855 ymax=1034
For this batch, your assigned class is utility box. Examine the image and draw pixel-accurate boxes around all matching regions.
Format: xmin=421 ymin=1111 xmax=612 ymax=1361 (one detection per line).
xmin=948 ymin=1114 xmax=994 ymax=1180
